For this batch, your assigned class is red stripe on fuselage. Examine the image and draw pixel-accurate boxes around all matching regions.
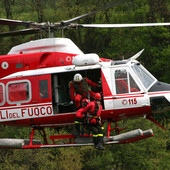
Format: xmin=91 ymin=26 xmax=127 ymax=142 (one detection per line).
xmin=0 ymin=103 xmax=52 ymax=111
xmin=148 ymin=91 xmax=170 ymax=95
xmin=101 ymin=71 xmax=112 ymax=96
xmin=0 ymin=106 xmax=152 ymax=127
xmin=104 ymin=93 xmax=144 ymax=100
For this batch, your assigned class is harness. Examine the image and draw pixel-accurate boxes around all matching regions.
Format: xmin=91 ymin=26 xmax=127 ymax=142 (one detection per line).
xmin=81 ymin=102 xmax=101 ymax=135
xmin=87 ymin=102 xmax=100 ymax=124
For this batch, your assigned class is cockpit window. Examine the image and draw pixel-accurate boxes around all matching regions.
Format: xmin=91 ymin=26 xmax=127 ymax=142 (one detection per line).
xmin=115 ymin=69 xmax=140 ymax=94
xmin=115 ymin=69 xmax=128 ymax=94
xmin=132 ymin=64 xmax=155 ymax=89
xmin=129 ymin=74 xmax=140 ymax=92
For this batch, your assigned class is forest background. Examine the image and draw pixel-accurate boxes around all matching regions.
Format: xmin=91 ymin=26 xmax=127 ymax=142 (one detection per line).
xmin=0 ymin=0 xmax=169 ymax=169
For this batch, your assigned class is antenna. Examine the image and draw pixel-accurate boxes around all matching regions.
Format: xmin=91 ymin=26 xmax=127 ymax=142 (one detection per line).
xmin=130 ymin=49 xmax=144 ymax=60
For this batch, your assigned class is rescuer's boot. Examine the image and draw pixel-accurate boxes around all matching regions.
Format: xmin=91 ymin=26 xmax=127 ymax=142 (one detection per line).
xmin=96 ymin=143 xmax=105 ymax=150
xmin=93 ymin=136 xmax=98 ymax=148
xmin=95 ymin=136 xmax=105 ymax=150
xmin=72 ymin=121 xmax=80 ymax=137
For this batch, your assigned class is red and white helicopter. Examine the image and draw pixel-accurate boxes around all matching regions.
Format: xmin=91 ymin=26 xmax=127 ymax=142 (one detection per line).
xmin=0 ymin=3 xmax=170 ymax=149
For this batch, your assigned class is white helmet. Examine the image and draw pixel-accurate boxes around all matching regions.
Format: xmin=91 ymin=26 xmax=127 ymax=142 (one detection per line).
xmin=74 ymin=73 xmax=82 ymax=82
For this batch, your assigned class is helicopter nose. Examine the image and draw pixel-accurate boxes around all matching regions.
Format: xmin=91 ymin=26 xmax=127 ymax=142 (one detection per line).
xmin=150 ymin=94 xmax=170 ymax=114
xmin=149 ymin=81 xmax=170 ymax=114
xmin=164 ymin=93 xmax=170 ymax=103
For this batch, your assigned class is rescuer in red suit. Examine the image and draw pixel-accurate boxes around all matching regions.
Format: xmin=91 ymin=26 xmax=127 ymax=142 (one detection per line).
xmin=70 ymin=73 xmax=100 ymax=109
xmin=82 ymin=93 xmax=105 ymax=150
xmin=73 ymin=98 xmax=89 ymax=136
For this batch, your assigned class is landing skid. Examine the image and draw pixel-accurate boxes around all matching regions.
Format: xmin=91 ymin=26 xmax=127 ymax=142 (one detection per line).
xmin=0 ymin=129 xmax=153 ymax=149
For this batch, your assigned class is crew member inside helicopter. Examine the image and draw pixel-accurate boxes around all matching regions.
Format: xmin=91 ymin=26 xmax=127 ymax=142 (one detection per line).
xmin=69 ymin=73 xmax=101 ymax=109
xmin=115 ymin=69 xmax=139 ymax=94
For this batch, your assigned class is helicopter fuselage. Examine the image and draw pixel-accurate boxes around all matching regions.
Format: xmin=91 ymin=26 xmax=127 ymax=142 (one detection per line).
xmin=0 ymin=38 xmax=170 ymax=128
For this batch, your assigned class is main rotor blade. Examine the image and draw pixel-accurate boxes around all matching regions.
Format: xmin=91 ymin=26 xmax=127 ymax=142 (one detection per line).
xmin=0 ymin=18 xmax=35 ymax=27
xmin=80 ymin=23 xmax=170 ymax=28
xmin=0 ymin=28 xmax=40 ymax=37
xmin=61 ymin=0 xmax=126 ymax=25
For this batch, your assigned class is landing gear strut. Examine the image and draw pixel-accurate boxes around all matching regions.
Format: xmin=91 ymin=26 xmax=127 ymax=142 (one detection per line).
xmin=29 ymin=127 xmax=48 ymax=146
xmin=107 ymin=121 xmax=127 ymax=138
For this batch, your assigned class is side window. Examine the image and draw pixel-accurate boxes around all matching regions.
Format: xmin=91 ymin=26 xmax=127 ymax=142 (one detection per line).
xmin=115 ymin=69 xmax=140 ymax=94
xmin=7 ymin=80 xmax=31 ymax=104
xmin=115 ymin=69 xmax=129 ymax=94
xmin=0 ymin=83 xmax=5 ymax=105
xmin=39 ymin=80 xmax=49 ymax=99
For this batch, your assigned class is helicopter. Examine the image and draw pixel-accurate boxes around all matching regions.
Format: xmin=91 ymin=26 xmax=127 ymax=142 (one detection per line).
xmin=0 ymin=1 xmax=170 ymax=149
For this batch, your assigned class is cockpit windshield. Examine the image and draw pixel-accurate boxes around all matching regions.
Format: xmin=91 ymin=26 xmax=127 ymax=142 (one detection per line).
xmin=132 ymin=64 xmax=156 ymax=89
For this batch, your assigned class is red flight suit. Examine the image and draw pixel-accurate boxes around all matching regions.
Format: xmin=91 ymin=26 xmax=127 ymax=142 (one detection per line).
xmin=82 ymin=101 xmax=102 ymax=124
xmin=70 ymin=77 xmax=99 ymax=108
xmin=116 ymin=79 xmax=139 ymax=94
xmin=82 ymin=101 xmax=105 ymax=150
xmin=76 ymin=108 xmax=85 ymax=119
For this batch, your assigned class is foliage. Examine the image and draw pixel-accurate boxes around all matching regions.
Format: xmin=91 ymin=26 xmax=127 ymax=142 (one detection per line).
xmin=0 ymin=0 xmax=169 ymax=169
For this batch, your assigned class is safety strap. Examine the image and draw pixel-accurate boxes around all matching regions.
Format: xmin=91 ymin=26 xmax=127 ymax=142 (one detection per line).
xmin=91 ymin=116 xmax=99 ymax=119
xmin=94 ymin=102 xmax=99 ymax=116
